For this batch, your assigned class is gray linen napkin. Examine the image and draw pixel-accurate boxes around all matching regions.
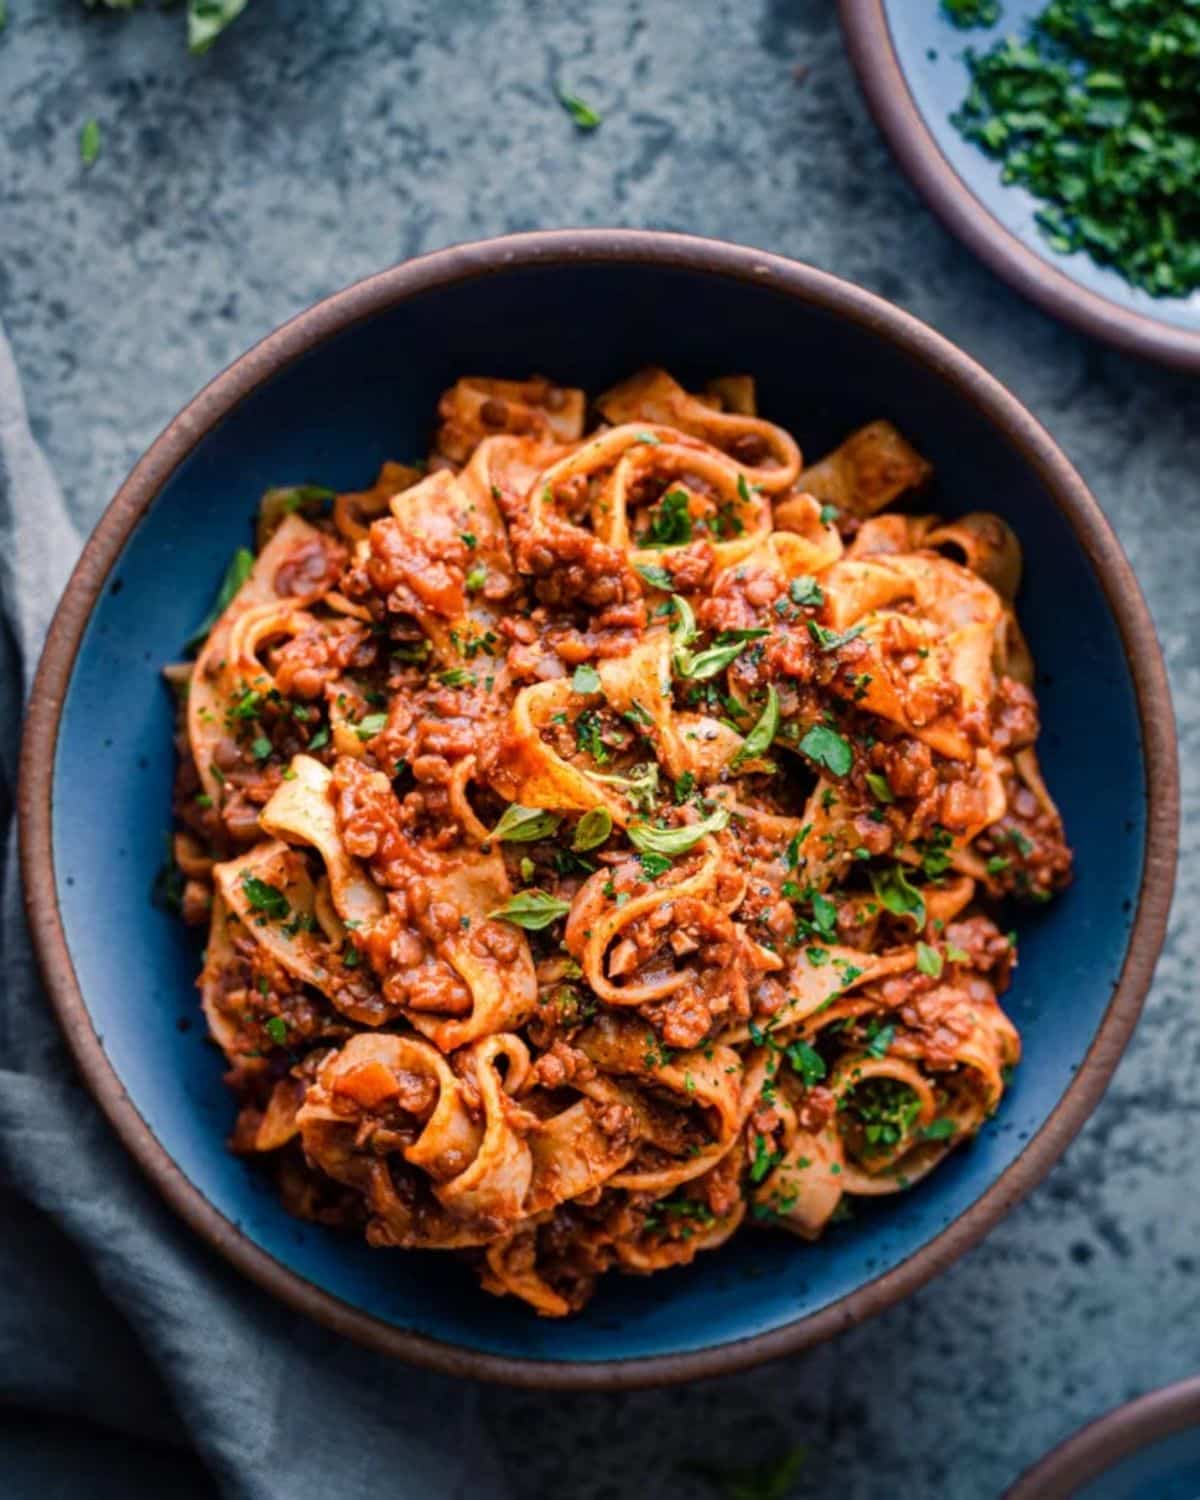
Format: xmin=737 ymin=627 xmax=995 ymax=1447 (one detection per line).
xmin=0 ymin=321 xmax=510 ymax=1500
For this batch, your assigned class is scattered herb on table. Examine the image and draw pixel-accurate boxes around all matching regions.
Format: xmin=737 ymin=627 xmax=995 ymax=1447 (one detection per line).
xmin=559 ymin=89 xmax=602 ymax=131
xmin=80 ymin=118 xmax=101 ymax=166
xmin=952 ymin=0 xmax=1200 ymax=297
xmin=83 ymin=0 xmax=246 ymax=54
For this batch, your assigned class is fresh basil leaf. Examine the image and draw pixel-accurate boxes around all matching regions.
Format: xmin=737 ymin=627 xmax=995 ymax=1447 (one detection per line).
xmin=870 ymin=864 xmax=927 ymax=929
xmin=572 ymin=807 xmax=613 ymax=852
xmin=489 ymin=890 xmax=571 ymax=930
xmin=731 ymin=685 xmax=779 ymax=768
xmin=916 ymin=941 xmax=944 ymax=978
xmin=636 ymin=563 xmax=676 ymax=592
xmin=185 ymin=547 xmax=254 ymax=654
xmin=674 ymin=639 xmax=747 ymax=681
xmin=355 ymin=712 xmax=388 ymax=741
xmin=627 ymin=804 xmax=729 ymax=857
xmin=188 ymin=0 xmax=247 ymax=55
xmin=489 ymin=804 xmax=562 ymax=843
xmin=572 ymin=663 xmax=602 ymax=695
xmin=865 ymin=771 xmax=895 ymax=804
xmin=669 ymin=593 xmax=698 ymax=647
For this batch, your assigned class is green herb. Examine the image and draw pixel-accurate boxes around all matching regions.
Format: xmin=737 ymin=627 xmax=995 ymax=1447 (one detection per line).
xmin=439 ymin=668 xmax=472 ymax=687
xmin=489 ymin=890 xmax=571 ymax=930
xmin=669 ymin=593 xmax=698 ymax=647
xmin=789 ymin=576 xmax=824 ymax=608
xmin=805 ymin=945 xmax=830 ymax=967
xmin=572 ymin=663 xmax=602 ymax=695
xmin=807 ymin=619 xmax=866 ymax=652
xmin=574 ymin=708 xmax=610 ymax=764
xmin=865 ymin=771 xmax=894 ymax=804
xmin=559 ymin=89 xmax=601 ymax=130
xmin=641 ymin=487 xmax=693 ymax=547
xmin=188 ymin=0 xmax=247 ymax=54
xmin=628 ymin=805 xmax=729 ymax=857
xmin=250 ymin=735 xmax=272 ymax=762
xmin=489 ymin=804 xmax=562 ymax=843
xmin=798 ymin=722 xmax=853 ymax=777
xmin=916 ymin=941 xmax=944 ymax=979
xmin=819 ymin=503 xmax=839 ymax=526
xmin=308 ymin=725 xmax=330 ymax=751
xmin=786 ymin=1040 xmax=827 ymax=1088
xmin=946 ymin=943 xmax=970 ymax=963
xmin=952 ymin=3 xmax=1200 ymax=298
xmin=923 ymin=1117 xmax=957 ymax=1141
xmin=185 ymin=547 xmax=254 ymax=652
xmin=865 ymin=1021 xmax=896 ymax=1059
xmin=80 ymin=118 xmax=101 ymax=167
xmin=572 ymin=807 xmax=613 ymax=852
xmin=986 ymin=855 xmax=1011 ymax=874
xmin=464 ymin=564 xmax=487 ymax=593
xmin=674 ymin=638 xmax=748 ymax=681
xmin=639 ymin=851 xmax=673 ymax=878
xmin=870 ymin=864 xmax=927 ymax=929
xmin=942 ymin=0 xmax=1001 ymax=26
xmin=636 ymin=563 xmax=676 ymax=592
xmin=749 ymin=1132 xmax=783 ymax=1184
xmin=355 ymin=712 xmax=388 ymax=741
xmin=810 ymin=890 xmax=837 ymax=938
xmin=731 ymin=685 xmax=779 ymax=769
xmin=241 ymin=874 xmax=289 ymax=920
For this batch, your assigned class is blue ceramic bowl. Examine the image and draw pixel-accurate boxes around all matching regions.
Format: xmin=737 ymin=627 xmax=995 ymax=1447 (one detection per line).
xmin=1008 ymin=1377 xmax=1200 ymax=1499
xmin=840 ymin=0 xmax=1200 ymax=371
xmin=20 ymin=231 xmax=1178 ymax=1387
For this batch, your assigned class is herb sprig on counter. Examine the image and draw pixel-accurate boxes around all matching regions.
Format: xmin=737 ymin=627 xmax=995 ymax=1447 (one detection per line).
xmin=952 ymin=0 xmax=1200 ymax=297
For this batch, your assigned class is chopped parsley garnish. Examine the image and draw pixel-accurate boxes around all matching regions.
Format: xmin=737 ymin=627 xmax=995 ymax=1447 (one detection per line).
xmin=798 ymin=723 xmax=853 ymax=778
xmin=464 ymin=564 xmax=487 ymax=593
xmin=638 ymin=851 xmax=673 ymax=879
xmin=786 ymin=1040 xmax=827 ymax=1088
xmin=865 ymin=1021 xmax=896 ymax=1059
xmin=307 ymin=725 xmax=330 ymax=751
xmin=241 ymin=874 xmax=290 ymax=920
xmin=952 ymin=2 xmax=1200 ymax=298
xmin=80 ymin=117 xmax=101 ymax=167
xmin=789 ymin=576 xmax=824 ymax=608
xmin=264 ymin=1016 xmax=288 ymax=1046
xmin=865 ymin=771 xmax=894 ymax=804
xmin=641 ymin=487 xmax=693 ymax=547
xmin=923 ymin=1117 xmax=957 ymax=1141
xmin=942 ymin=0 xmax=1001 ymax=26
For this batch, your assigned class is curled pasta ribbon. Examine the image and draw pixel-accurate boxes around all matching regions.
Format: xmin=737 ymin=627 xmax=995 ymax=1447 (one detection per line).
xmin=576 ymin=1015 xmax=746 ymax=1194
xmin=826 ymin=1052 xmax=945 ymax=1195
xmin=481 ymin=1220 xmax=573 ymax=1318
xmin=297 ymin=1033 xmax=519 ymax=1248
xmin=331 ymin=460 xmax=423 ymax=542
xmin=795 ymin=419 xmax=931 ymax=517
xmin=399 ymin=849 xmax=540 ymax=1052
xmin=564 ymin=840 xmax=729 ymax=1006
xmin=188 ymin=515 xmax=328 ymax=803
xmin=259 ymin=754 xmax=386 ymax=929
xmin=492 ymin=633 xmax=687 ymax=822
xmin=615 ymin=1200 xmax=746 ymax=1273
xmin=596 ymin=368 xmax=801 ymax=494
xmin=436 ymin=376 xmax=586 ymax=464
xmin=381 ymin=468 xmax=518 ymax=667
xmin=924 ymin=512 xmax=1023 ymax=601
xmin=846 ymin=513 xmax=939 ymax=558
xmin=199 ymin=892 xmax=251 ymax=1063
xmin=768 ymin=499 xmax=845 ymax=574
xmin=819 ymin=551 xmax=1005 ymax=761
xmin=214 ymin=840 xmax=398 ymax=1027
xmin=752 ymin=1104 xmax=848 ymax=1240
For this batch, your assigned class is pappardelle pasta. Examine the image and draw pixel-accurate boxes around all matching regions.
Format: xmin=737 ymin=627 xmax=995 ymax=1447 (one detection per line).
xmin=166 ymin=368 xmax=1071 ymax=1316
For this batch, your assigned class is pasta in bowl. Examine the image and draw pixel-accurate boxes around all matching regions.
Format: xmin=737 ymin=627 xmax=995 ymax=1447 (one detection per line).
xmin=169 ymin=365 xmax=1070 ymax=1317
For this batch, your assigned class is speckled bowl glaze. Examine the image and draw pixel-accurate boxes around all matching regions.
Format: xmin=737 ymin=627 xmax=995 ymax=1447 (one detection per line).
xmin=1007 ymin=1377 xmax=1200 ymax=1498
xmin=19 ymin=231 xmax=1178 ymax=1388
xmin=839 ymin=0 xmax=1200 ymax=371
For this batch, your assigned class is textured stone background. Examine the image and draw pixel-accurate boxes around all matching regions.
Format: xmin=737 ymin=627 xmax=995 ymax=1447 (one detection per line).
xmin=1 ymin=2 xmax=1195 ymax=1497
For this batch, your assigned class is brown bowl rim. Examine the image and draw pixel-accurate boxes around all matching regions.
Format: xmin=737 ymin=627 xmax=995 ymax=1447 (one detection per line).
xmin=838 ymin=0 xmax=1200 ymax=373
xmin=1006 ymin=1375 xmax=1200 ymax=1497
xmin=17 ymin=228 xmax=1180 ymax=1390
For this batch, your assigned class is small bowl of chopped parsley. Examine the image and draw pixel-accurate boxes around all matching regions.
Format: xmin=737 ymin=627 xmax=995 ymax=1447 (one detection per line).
xmin=840 ymin=0 xmax=1200 ymax=368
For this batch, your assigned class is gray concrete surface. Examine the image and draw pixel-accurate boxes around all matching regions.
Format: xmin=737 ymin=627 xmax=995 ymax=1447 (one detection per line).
xmin=1 ymin=2 xmax=1195 ymax=1497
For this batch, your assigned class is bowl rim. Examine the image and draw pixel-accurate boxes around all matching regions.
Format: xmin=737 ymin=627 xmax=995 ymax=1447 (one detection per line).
xmin=1005 ymin=1375 xmax=1200 ymax=1497
xmin=17 ymin=227 xmax=1180 ymax=1390
xmin=838 ymin=0 xmax=1200 ymax=373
